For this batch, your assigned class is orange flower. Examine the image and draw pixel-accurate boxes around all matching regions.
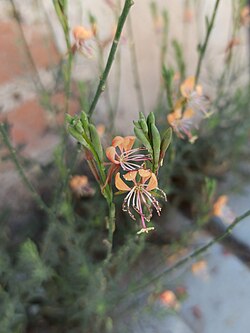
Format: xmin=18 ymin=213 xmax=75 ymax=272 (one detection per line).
xmin=104 ymin=136 xmax=150 ymax=189
xmin=168 ymin=76 xmax=210 ymax=142
xmin=167 ymin=104 xmax=198 ymax=143
xmin=69 ymin=175 xmax=95 ymax=198
xmin=213 ymin=195 xmax=235 ymax=224
xmin=71 ymin=25 xmax=95 ymax=56
xmin=240 ymin=5 xmax=250 ymax=27
xmin=180 ymin=77 xmax=210 ymax=117
xmin=159 ymin=290 xmax=180 ymax=310
xmin=106 ymin=136 xmax=150 ymax=171
xmin=115 ymin=169 xmax=167 ymax=233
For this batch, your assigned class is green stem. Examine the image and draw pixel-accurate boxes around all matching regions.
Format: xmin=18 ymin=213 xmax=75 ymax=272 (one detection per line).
xmin=158 ymin=10 xmax=169 ymax=104
xmin=133 ymin=209 xmax=250 ymax=293
xmin=10 ymin=0 xmax=48 ymax=96
xmin=88 ymin=0 xmax=134 ymax=118
xmin=127 ymin=14 xmax=145 ymax=113
xmin=195 ymin=0 xmax=221 ymax=84
xmin=52 ymin=0 xmax=77 ymax=217
xmin=95 ymin=32 xmax=116 ymax=128
xmin=0 ymin=124 xmax=52 ymax=216
xmin=105 ymin=202 xmax=116 ymax=259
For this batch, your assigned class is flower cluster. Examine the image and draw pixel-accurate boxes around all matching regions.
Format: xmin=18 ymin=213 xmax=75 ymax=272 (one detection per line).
xmin=105 ymin=133 xmax=168 ymax=234
xmin=167 ymin=76 xmax=210 ymax=143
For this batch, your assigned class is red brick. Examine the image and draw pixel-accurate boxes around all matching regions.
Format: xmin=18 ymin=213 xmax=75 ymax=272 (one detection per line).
xmin=6 ymin=99 xmax=48 ymax=147
xmin=0 ymin=21 xmax=60 ymax=84
xmin=0 ymin=21 xmax=24 ymax=84
xmin=26 ymin=25 xmax=60 ymax=69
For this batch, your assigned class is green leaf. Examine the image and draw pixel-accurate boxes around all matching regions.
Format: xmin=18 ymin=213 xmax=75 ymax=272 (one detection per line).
xmin=75 ymin=120 xmax=84 ymax=134
xmin=68 ymin=127 xmax=91 ymax=150
xmin=138 ymin=119 xmax=148 ymax=136
xmin=159 ymin=127 xmax=172 ymax=165
xmin=134 ymin=127 xmax=153 ymax=154
xmin=80 ymin=111 xmax=90 ymax=136
xmin=89 ymin=124 xmax=104 ymax=161
xmin=150 ymin=123 xmax=161 ymax=172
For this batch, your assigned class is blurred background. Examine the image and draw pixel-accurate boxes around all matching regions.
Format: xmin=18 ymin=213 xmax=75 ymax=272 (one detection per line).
xmin=0 ymin=0 xmax=250 ymax=332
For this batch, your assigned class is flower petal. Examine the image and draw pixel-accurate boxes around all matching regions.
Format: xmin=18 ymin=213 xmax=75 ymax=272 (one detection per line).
xmin=112 ymin=136 xmax=124 ymax=148
xmin=183 ymin=108 xmax=194 ymax=119
xmin=123 ymin=136 xmax=136 ymax=151
xmin=124 ymin=170 xmax=137 ymax=181
xmin=146 ymin=172 xmax=158 ymax=191
xmin=138 ymin=169 xmax=151 ymax=178
xmin=106 ymin=146 xmax=119 ymax=164
xmin=115 ymin=172 xmax=131 ymax=191
xmin=73 ymin=26 xmax=93 ymax=41
xmin=180 ymin=76 xmax=195 ymax=98
xmin=196 ymin=84 xmax=203 ymax=96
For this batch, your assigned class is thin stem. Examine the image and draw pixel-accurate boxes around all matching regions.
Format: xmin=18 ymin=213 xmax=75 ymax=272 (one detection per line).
xmin=0 ymin=124 xmax=52 ymax=216
xmin=105 ymin=202 xmax=116 ymax=260
xmin=158 ymin=10 xmax=169 ymax=104
xmin=127 ymin=14 xmax=145 ymax=113
xmin=132 ymin=209 xmax=250 ymax=293
xmin=88 ymin=0 xmax=134 ymax=118
xmin=110 ymin=1 xmax=123 ymax=131
xmin=95 ymin=31 xmax=116 ymax=127
xmin=10 ymin=0 xmax=46 ymax=94
xmin=195 ymin=0 xmax=221 ymax=84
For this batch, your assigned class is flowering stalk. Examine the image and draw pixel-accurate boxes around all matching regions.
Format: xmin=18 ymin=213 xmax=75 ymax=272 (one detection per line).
xmin=88 ymin=0 xmax=134 ymax=118
xmin=152 ymin=209 xmax=250 ymax=286
xmin=67 ymin=112 xmax=115 ymax=254
xmin=195 ymin=0 xmax=221 ymax=84
xmin=115 ymin=209 xmax=250 ymax=310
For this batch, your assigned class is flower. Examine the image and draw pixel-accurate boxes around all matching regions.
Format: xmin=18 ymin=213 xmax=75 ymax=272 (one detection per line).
xmin=69 ymin=175 xmax=95 ymax=198
xmin=71 ymin=25 xmax=95 ymax=56
xmin=213 ymin=195 xmax=235 ymax=225
xmin=115 ymin=169 xmax=167 ymax=233
xmin=106 ymin=136 xmax=150 ymax=171
xmin=168 ymin=76 xmax=211 ymax=142
xmin=159 ymin=290 xmax=180 ymax=310
xmin=167 ymin=106 xmax=198 ymax=143
xmin=180 ymin=76 xmax=210 ymax=118
xmin=240 ymin=5 xmax=250 ymax=27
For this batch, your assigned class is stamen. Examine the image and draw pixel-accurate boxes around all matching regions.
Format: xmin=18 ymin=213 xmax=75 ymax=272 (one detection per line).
xmin=155 ymin=187 xmax=168 ymax=201
xmin=141 ymin=188 xmax=161 ymax=215
xmin=138 ymin=192 xmax=147 ymax=229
